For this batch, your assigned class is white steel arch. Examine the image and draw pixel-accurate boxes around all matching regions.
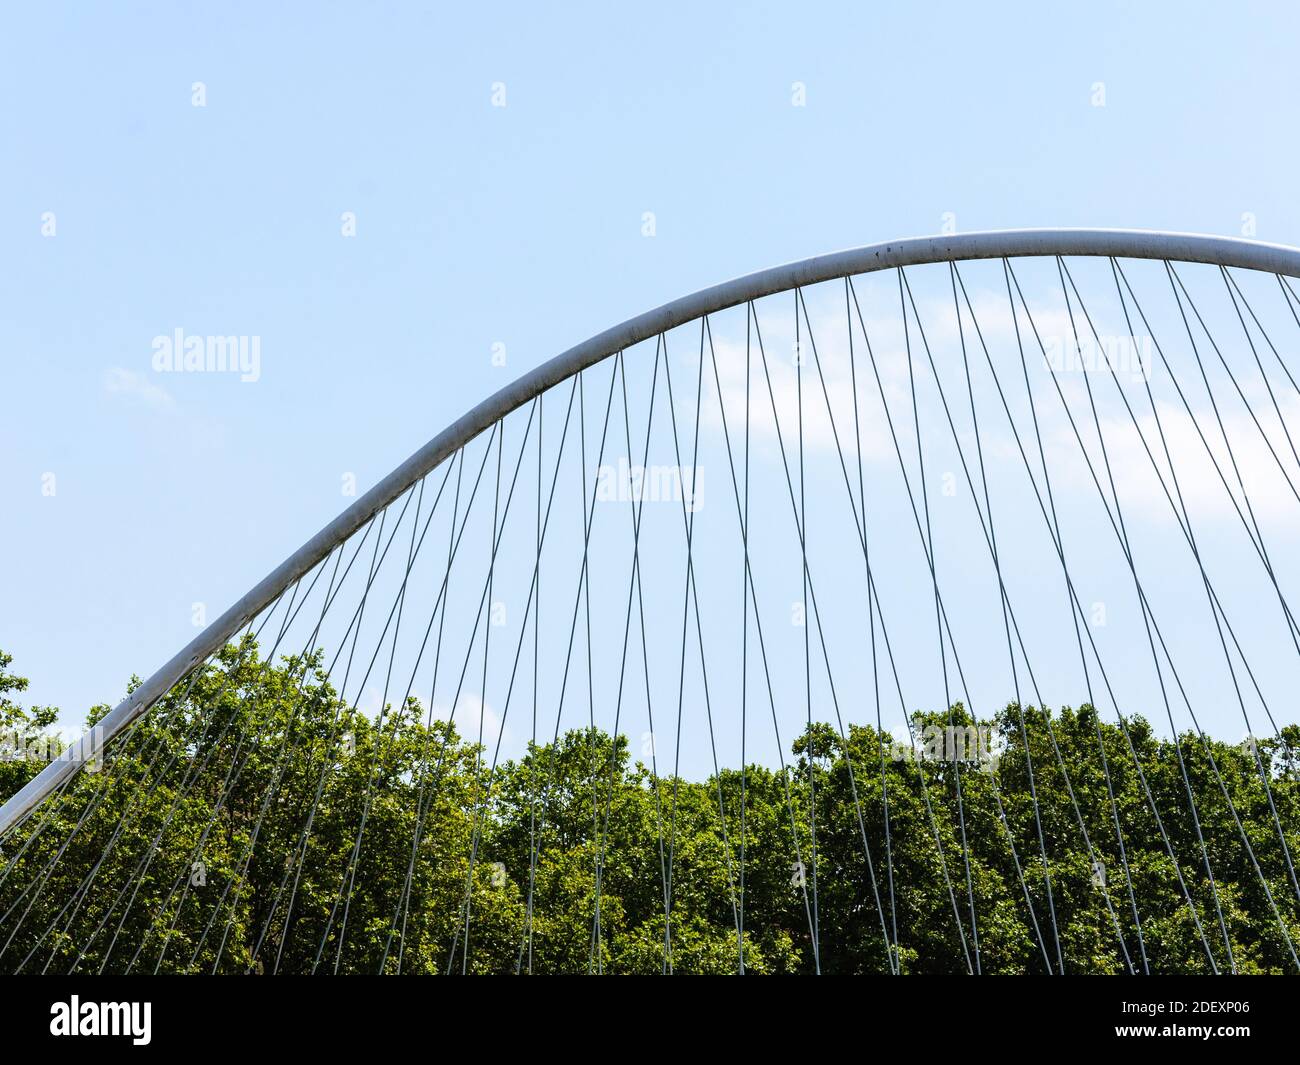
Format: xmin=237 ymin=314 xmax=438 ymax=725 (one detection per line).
xmin=6 ymin=227 xmax=1300 ymax=834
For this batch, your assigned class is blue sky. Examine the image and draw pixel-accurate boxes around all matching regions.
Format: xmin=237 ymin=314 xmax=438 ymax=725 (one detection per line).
xmin=3 ymin=2 xmax=1300 ymax=772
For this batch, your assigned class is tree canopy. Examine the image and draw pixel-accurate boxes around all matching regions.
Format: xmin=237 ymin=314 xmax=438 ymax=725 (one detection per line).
xmin=1 ymin=642 xmax=1297 ymax=974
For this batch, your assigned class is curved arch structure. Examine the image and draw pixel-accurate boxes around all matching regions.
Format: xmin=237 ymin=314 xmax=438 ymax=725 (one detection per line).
xmin=6 ymin=227 xmax=1300 ymax=835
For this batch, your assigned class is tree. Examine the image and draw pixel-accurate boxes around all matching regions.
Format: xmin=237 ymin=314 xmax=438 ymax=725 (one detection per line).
xmin=0 ymin=645 xmax=1296 ymax=973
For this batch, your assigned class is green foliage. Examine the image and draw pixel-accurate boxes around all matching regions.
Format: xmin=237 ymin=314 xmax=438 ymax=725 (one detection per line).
xmin=1 ymin=645 xmax=1298 ymax=973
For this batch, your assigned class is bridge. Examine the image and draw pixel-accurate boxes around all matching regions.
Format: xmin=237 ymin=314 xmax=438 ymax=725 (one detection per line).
xmin=3 ymin=229 xmax=1300 ymax=973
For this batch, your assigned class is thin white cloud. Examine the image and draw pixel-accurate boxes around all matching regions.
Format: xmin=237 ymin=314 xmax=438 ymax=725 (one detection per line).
xmin=696 ymin=286 xmax=1068 ymax=466
xmin=1060 ymin=392 xmax=1300 ymax=529
xmin=103 ymin=367 xmax=175 ymax=409
xmin=685 ymin=279 xmax=1300 ymax=541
